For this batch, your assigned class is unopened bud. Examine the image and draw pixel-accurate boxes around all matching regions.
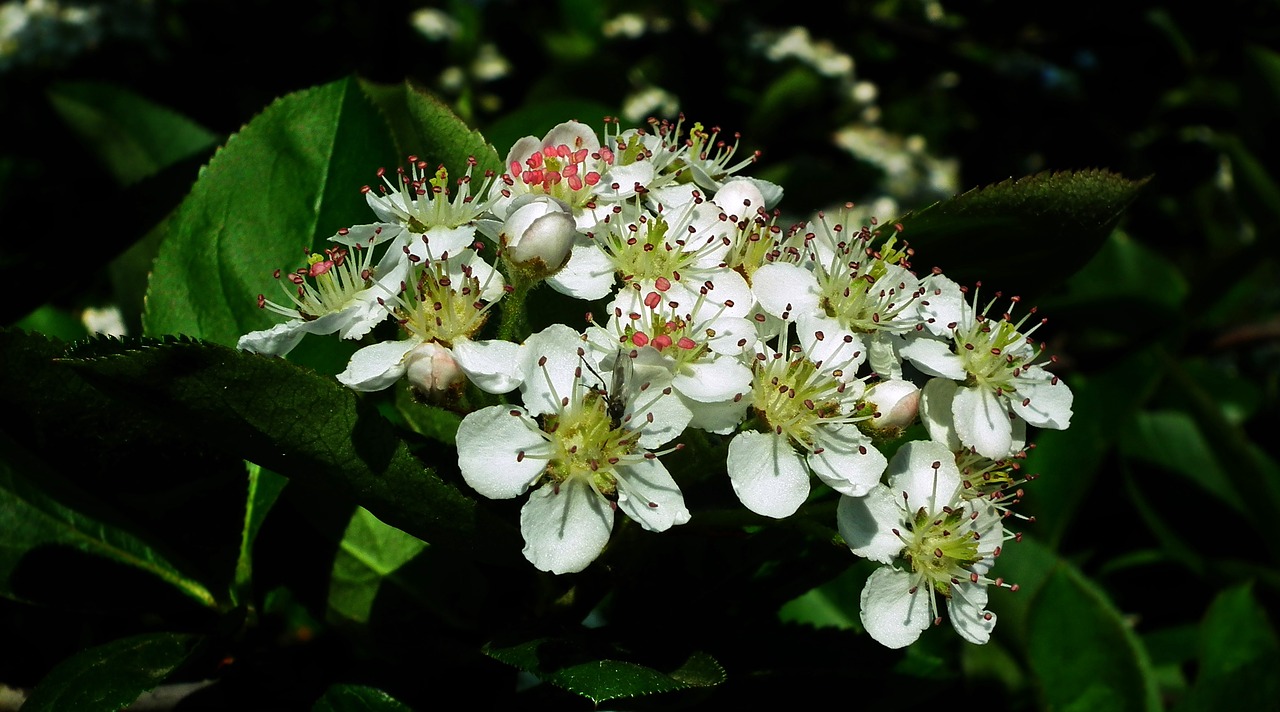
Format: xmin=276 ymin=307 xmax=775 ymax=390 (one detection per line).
xmin=866 ymin=379 xmax=920 ymax=430
xmin=501 ymin=195 xmax=576 ymax=277
xmin=404 ymin=342 xmax=464 ymax=396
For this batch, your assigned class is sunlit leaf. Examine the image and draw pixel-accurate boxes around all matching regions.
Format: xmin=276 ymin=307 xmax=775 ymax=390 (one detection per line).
xmin=883 ymin=169 xmax=1149 ymax=298
xmin=60 ymin=335 xmax=519 ymax=562
xmin=21 ymin=633 xmax=201 ymax=712
xmin=359 ymin=79 xmax=502 ymax=177
xmin=1027 ymin=565 xmax=1160 ymax=712
xmin=328 ymin=506 xmax=429 ymax=624
xmin=143 ymin=76 xmax=396 ymax=345
xmin=484 ymin=637 xmax=724 ymax=704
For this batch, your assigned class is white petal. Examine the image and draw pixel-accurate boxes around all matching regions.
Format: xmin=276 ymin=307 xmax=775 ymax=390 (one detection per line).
xmin=744 ymin=176 xmax=784 ymax=210
xmin=952 ymin=385 xmax=1014 ymax=459
xmin=866 ymin=332 xmax=905 ymax=380
xmin=918 ymin=273 xmax=964 ymax=338
xmin=752 ymin=262 xmax=820 ymax=320
xmin=451 ymin=337 xmax=523 ymax=394
xmin=797 ymin=314 xmax=866 ymax=378
xmin=887 ymin=440 xmax=963 ymax=508
xmin=726 ymin=431 xmax=811 ymax=518
xmin=502 ymin=135 xmax=543 ymax=174
xmin=330 ymin=222 xmax=398 ymax=249
xmin=1011 ymin=366 xmax=1073 ymax=430
xmin=684 ymin=396 xmax=750 ymax=435
xmin=451 ymin=250 xmax=506 ymax=303
xmin=519 ymin=324 xmax=588 ymax=417
xmin=711 ymin=179 xmax=766 ymax=217
xmin=672 ymin=357 xmax=751 ymax=403
xmin=899 ymin=335 xmax=966 ymax=380
xmin=545 ymin=237 xmax=616 ymax=300
xmin=919 ymin=377 xmax=962 ymax=451
xmin=615 ymin=458 xmax=690 ymax=532
xmin=456 ymin=405 xmax=550 ymax=499
xmin=703 ymin=315 xmax=758 ymax=356
xmin=237 ymin=321 xmax=310 ymax=357
xmin=947 ymin=582 xmax=997 ymax=645
xmin=698 ymin=270 xmax=754 ymax=320
xmin=412 ymin=224 xmax=477 ymax=261
xmin=627 ymin=384 xmax=692 ymax=450
xmin=860 ymin=567 xmax=932 ymax=649
xmin=809 ymin=425 xmax=887 ymax=496
xmin=520 ymin=477 xmax=613 ymax=574
xmin=598 ymin=161 xmax=655 ymax=200
xmin=836 ymin=487 xmax=903 ymax=564
xmin=364 ymin=193 xmax=406 ymax=224
xmin=543 ymin=120 xmax=600 ymax=152
xmin=336 ymin=339 xmax=419 ymax=392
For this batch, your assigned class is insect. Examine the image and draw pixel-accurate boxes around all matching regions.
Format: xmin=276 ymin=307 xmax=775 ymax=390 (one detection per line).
xmin=580 ymin=348 xmax=633 ymax=429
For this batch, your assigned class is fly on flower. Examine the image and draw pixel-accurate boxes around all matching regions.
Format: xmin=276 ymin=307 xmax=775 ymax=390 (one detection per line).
xmin=583 ymin=347 xmax=634 ymax=429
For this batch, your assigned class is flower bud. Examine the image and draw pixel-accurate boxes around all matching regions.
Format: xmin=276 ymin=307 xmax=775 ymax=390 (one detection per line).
xmin=865 ymin=379 xmax=920 ymax=430
xmin=404 ymin=341 xmax=464 ymax=397
xmin=500 ymin=195 xmax=576 ymax=277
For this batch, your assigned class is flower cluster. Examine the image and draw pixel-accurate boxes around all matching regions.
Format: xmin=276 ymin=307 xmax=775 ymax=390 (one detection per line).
xmin=237 ymin=117 xmax=1072 ymax=649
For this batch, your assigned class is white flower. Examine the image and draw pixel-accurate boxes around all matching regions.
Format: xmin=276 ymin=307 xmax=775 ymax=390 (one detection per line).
xmin=586 ymin=279 xmax=756 ymax=435
xmin=487 ymin=120 xmax=656 ymax=300
xmin=457 ymin=324 xmax=690 ymax=574
xmin=593 ymin=182 xmax=754 ymax=318
xmin=238 ymin=238 xmax=388 ymax=357
xmin=837 ymin=440 xmax=1007 ymax=648
xmin=906 ymin=279 xmax=1073 ymax=459
xmin=726 ymin=326 xmax=886 ymax=518
xmin=751 ymin=210 xmax=926 ymax=379
xmin=339 ymin=158 xmax=494 ymax=296
xmin=645 ymin=117 xmax=783 ymax=209
xmin=336 ymin=250 xmax=520 ymax=394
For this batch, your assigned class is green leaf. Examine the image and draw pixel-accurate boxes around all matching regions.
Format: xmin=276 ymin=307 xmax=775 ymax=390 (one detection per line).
xmin=143 ymin=76 xmax=397 ymax=345
xmin=484 ymin=638 xmax=724 ymax=705
xmin=60 ymin=336 xmax=518 ymax=562
xmin=21 ymin=633 xmax=201 ymax=712
xmin=1119 ymin=411 xmax=1244 ymax=514
xmin=327 ymin=506 xmax=429 ymax=624
xmin=0 ymin=442 xmax=217 ymax=609
xmin=394 ymin=385 xmax=462 ymax=445
xmin=1027 ymin=565 xmax=1161 ymax=712
xmin=232 ymin=462 xmax=288 ymax=605
xmin=359 ymin=79 xmax=502 ymax=178
xmin=1177 ymin=583 xmax=1280 ymax=711
xmin=776 ymin=563 xmax=866 ymax=631
xmin=46 ymin=81 xmax=219 ymax=186
xmin=312 ymin=683 xmax=414 ymax=712
xmin=1048 ymin=230 xmax=1188 ymax=311
xmin=884 ymin=169 xmax=1149 ymax=298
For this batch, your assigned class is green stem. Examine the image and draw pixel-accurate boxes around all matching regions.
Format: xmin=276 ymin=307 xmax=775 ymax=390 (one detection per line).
xmin=497 ymin=271 xmax=535 ymax=344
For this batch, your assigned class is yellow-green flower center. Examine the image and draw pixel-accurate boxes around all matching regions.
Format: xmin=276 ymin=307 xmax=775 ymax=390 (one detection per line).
xmin=902 ymin=504 xmax=983 ymax=596
xmin=542 ymin=390 xmax=640 ymax=496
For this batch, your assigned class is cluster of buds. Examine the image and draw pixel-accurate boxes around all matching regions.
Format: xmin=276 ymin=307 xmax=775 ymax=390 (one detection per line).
xmin=238 ymin=116 xmax=1071 ymax=649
